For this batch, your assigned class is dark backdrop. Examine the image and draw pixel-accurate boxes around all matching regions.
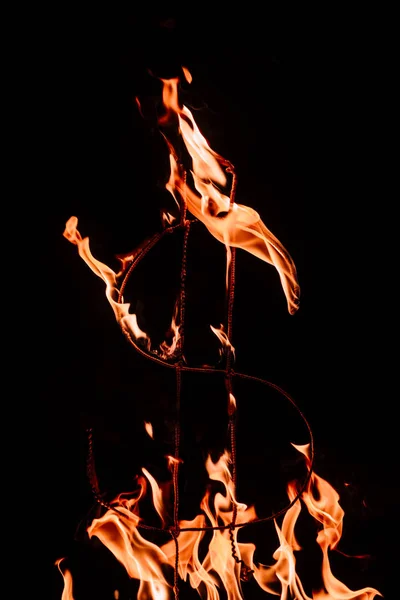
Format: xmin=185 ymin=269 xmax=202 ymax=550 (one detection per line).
xmin=37 ymin=10 xmax=393 ymax=599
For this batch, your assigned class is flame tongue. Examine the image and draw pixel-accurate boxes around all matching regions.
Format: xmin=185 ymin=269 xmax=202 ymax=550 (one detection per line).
xmin=289 ymin=444 xmax=382 ymax=599
xmin=159 ymin=299 xmax=182 ymax=360
xmin=160 ymin=77 xmax=227 ymax=188
xmin=63 ymin=217 xmax=151 ymax=347
xmin=162 ymin=451 xmax=258 ymax=599
xmin=160 ymin=75 xmax=300 ymax=315
xmin=55 ymin=558 xmax=75 ymax=600
xmin=197 ymin=453 xmax=252 ymax=599
xmin=210 ymin=324 xmax=235 ymax=362
xmin=63 ymin=217 xmax=184 ymax=360
xmin=88 ymin=506 xmax=171 ymax=590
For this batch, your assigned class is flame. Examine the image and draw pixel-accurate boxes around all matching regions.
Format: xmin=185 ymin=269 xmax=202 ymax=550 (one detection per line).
xmin=210 ymin=324 xmax=235 ymax=362
xmin=142 ymin=467 xmax=169 ymax=528
xmin=144 ymin=421 xmax=154 ymax=439
xmin=228 ymin=392 xmax=236 ymax=416
xmin=159 ymin=76 xmax=300 ymax=315
xmin=135 ymin=96 xmax=144 ymax=118
xmin=85 ymin=449 xmax=259 ymax=599
xmin=224 ymin=443 xmax=382 ymax=600
xmin=55 ymin=558 xmax=75 ymax=600
xmin=63 ymin=217 xmax=183 ymax=360
xmin=74 ymin=436 xmax=381 ymax=599
xmin=162 ymin=515 xmax=218 ymax=595
xmin=161 ymin=452 xmax=258 ymax=599
xmin=64 ymin=216 xmax=151 ymax=347
xmin=290 ymin=444 xmax=382 ymax=599
xmin=161 ymin=209 xmax=177 ymax=228
xmin=159 ymin=299 xmax=182 ymax=360
xmin=166 ymin=455 xmax=183 ymax=470
xmin=205 ymin=451 xmax=247 ymax=514
xmin=232 ymin=443 xmax=381 ymax=599
xmin=182 ymin=66 xmax=193 ymax=84
xmin=199 ymin=452 xmax=257 ymax=598
xmin=87 ymin=503 xmax=171 ymax=592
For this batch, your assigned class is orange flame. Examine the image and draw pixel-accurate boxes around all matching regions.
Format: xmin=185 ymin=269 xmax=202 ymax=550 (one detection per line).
xmin=161 ymin=209 xmax=177 ymax=228
xmin=226 ymin=443 xmax=382 ymax=600
xmin=161 ymin=515 xmax=214 ymax=593
xmin=64 ymin=216 xmax=151 ymax=346
xmin=162 ymin=451 xmax=258 ymax=599
xmin=78 ymin=436 xmax=381 ymax=599
xmin=159 ymin=299 xmax=182 ymax=360
xmin=228 ymin=392 xmax=236 ymax=416
xmin=182 ymin=66 xmax=193 ymax=84
xmin=87 ymin=503 xmax=171 ymax=591
xmin=159 ymin=75 xmax=300 ymax=315
xmin=199 ymin=452 xmax=257 ymax=598
xmin=63 ymin=217 xmax=183 ymax=361
xmin=144 ymin=421 xmax=154 ymax=439
xmin=55 ymin=558 xmax=75 ymax=600
xmin=142 ymin=467 xmax=169 ymax=528
xmin=290 ymin=444 xmax=382 ymax=599
xmin=166 ymin=455 xmax=184 ymax=470
xmin=210 ymin=323 xmax=235 ymax=362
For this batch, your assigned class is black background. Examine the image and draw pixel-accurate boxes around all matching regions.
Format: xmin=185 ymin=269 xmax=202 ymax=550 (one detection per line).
xmin=37 ymin=10 xmax=394 ymax=599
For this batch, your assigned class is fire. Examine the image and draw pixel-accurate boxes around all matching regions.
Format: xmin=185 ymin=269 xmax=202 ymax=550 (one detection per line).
xmin=160 ymin=73 xmax=300 ymax=316
xmin=159 ymin=300 xmax=182 ymax=360
xmin=210 ymin=323 xmax=235 ymax=362
xmin=228 ymin=392 xmax=236 ymax=416
xmin=161 ymin=209 xmax=177 ymax=228
xmin=55 ymin=558 xmax=75 ymax=600
xmin=166 ymin=455 xmax=183 ymax=470
xmin=88 ymin=506 xmax=171 ymax=593
xmin=289 ymin=445 xmax=381 ymax=600
xmin=58 ymin=68 xmax=382 ymax=599
xmin=63 ymin=216 xmax=182 ymax=361
xmin=144 ymin=421 xmax=154 ymax=439
xmin=79 ymin=441 xmax=382 ymax=599
xmin=235 ymin=443 xmax=383 ymax=600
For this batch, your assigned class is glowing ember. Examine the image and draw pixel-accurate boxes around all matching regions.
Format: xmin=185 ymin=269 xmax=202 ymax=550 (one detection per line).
xmin=58 ymin=68 xmax=382 ymax=600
